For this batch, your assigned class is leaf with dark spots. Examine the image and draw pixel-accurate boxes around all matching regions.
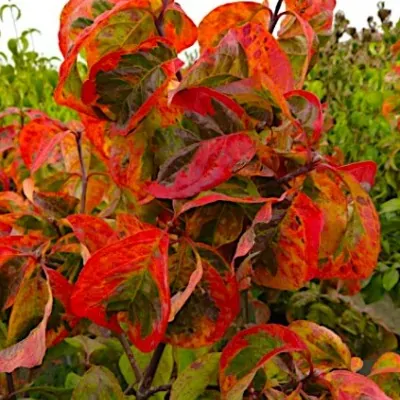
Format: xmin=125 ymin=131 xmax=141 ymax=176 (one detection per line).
xmin=166 ymin=243 xmax=239 ymax=348
xmin=220 ymin=324 xmax=310 ymax=400
xmin=33 ymin=191 xmax=79 ymax=218
xmin=317 ymin=170 xmax=380 ymax=281
xmin=148 ymin=133 xmax=256 ymax=199
xmin=70 ymin=229 xmax=170 ymax=352
xmin=71 ymin=366 xmax=125 ymax=400
xmin=171 ymin=353 xmax=221 ymax=400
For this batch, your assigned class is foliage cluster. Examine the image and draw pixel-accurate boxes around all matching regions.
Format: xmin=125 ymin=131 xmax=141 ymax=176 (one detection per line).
xmin=0 ymin=0 xmax=398 ymax=399
xmin=305 ymin=3 xmax=400 ymax=304
xmin=0 ymin=3 xmax=76 ymax=122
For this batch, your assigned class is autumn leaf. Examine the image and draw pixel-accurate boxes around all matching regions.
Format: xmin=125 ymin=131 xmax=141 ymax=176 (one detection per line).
xmin=369 ymin=352 xmax=400 ymax=399
xmin=163 ymin=2 xmax=197 ymax=52
xmin=317 ymin=170 xmax=380 ymax=281
xmin=0 ymin=264 xmax=53 ymax=373
xmin=220 ymin=324 xmax=310 ymax=400
xmin=70 ymin=228 xmax=170 ymax=352
xmin=67 ymin=214 xmax=116 ymax=254
xmin=148 ymin=133 xmax=256 ymax=199
xmin=166 ymin=243 xmax=239 ymax=348
xmin=324 ymin=370 xmax=391 ymax=400
xmin=289 ymin=320 xmax=351 ymax=373
xmin=337 ymin=161 xmax=378 ymax=191
xmin=18 ymin=117 xmax=67 ymax=173
xmin=245 ymin=193 xmax=323 ymax=290
xmin=198 ymin=2 xmax=271 ymax=50
xmin=282 ymin=0 xmax=336 ymax=36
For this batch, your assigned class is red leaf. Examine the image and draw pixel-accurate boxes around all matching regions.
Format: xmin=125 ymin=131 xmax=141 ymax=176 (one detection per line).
xmin=70 ymin=229 xmax=170 ymax=352
xmin=324 ymin=370 xmax=391 ymax=400
xmin=0 ymin=266 xmax=53 ymax=373
xmin=166 ymin=243 xmax=239 ymax=348
xmin=67 ymin=214 xmax=117 ymax=254
xmin=148 ymin=133 xmax=256 ymax=199
xmin=337 ymin=161 xmax=377 ymax=190
xmin=220 ymin=324 xmax=310 ymax=399
xmin=317 ymin=170 xmax=380 ymax=280
xmin=18 ymin=118 xmax=66 ymax=172
xmin=116 ymin=213 xmax=154 ymax=239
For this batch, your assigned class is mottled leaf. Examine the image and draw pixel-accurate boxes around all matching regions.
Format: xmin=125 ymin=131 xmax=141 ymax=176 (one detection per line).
xmin=369 ymin=352 xmax=400 ymax=399
xmin=198 ymin=2 xmax=271 ymax=50
xmin=317 ymin=170 xmax=380 ymax=280
xmin=166 ymin=244 xmax=239 ymax=348
xmin=163 ymin=2 xmax=197 ymax=52
xmin=337 ymin=161 xmax=378 ymax=191
xmin=148 ymin=132 xmax=255 ymax=199
xmin=220 ymin=324 xmax=310 ymax=400
xmin=67 ymin=214 xmax=116 ymax=254
xmin=72 ymin=366 xmax=124 ymax=400
xmin=33 ymin=191 xmax=79 ymax=218
xmin=70 ymin=229 xmax=170 ymax=352
xmin=0 ymin=265 xmax=53 ymax=373
xmin=289 ymin=320 xmax=351 ymax=373
xmin=324 ymin=370 xmax=391 ymax=400
xmin=171 ymin=353 xmax=221 ymax=400
xmin=251 ymin=193 xmax=324 ymax=290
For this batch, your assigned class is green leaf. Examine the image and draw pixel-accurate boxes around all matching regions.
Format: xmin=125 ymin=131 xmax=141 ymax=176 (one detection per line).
xmin=173 ymin=347 xmax=210 ymax=375
xmin=119 ymin=345 xmax=173 ymax=399
xmin=380 ymin=198 xmax=400 ymax=214
xmin=170 ymin=353 xmax=221 ymax=400
xmin=383 ymin=269 xmax=400 ymax=292
xmin=65 ymin=372 xmax=82 ymax=389
xmin=72 ymin=366 xmax=124 ymax=400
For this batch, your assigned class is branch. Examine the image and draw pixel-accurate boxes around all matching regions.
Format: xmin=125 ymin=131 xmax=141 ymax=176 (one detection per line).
xmin=74 ymin=130 xmax=88 ymax=214
xmin=277 ymin=162 xmax=319 ymax=185
xmin=117 ymin=333 xmax=143 ymax=384
xmin=145 ymin=384 xmax=171 ymax=397
xmin=269 ymin=0 xmax=284 ymax=34
xmin=137 ymin=343 xmax=166 ymax=400
xmin=6 ymin=373 xmax=16 ymax=400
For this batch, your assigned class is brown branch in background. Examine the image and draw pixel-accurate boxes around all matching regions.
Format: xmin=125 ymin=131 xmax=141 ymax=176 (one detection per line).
xmin=277 ymin=162 xmax=319 ymax=185
xmin=137 ymin=343 xmax=166 ymax=400
xmin=269 ymin=0 xmax=285 ymax=34
xmin=6 ymin=373 xmax=16 ymax=400
xmin=74 ymin=130 xmax=88 ymax=214
xmin=118 ymin=333 xmax=143 ymax=385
